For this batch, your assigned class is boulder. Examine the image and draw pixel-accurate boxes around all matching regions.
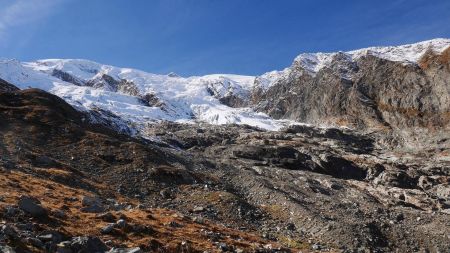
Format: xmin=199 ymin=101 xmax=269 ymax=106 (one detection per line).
xmin=108 ymin=247 xmax=142 ymax=253
xmin=374 ymin=170 xmax=416 ymax=188
xmin=80 ymin=196 xmax=105 ymax=213
xmin=18 ymin=196 xmax=47 ymax=217
xmin=101 ymin=224 xmax=115 ymax=234
xmin=1 ymin=225 xmax=18 ymax=238
xmin=0 ymin=246 xmax=16 ymax=253
xmin=68 ymin=236 xmax=108 ymax=253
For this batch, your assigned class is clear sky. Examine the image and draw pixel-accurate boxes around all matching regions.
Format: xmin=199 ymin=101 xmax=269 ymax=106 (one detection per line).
xmin=1 ymin=0 xmax=449 ymax=76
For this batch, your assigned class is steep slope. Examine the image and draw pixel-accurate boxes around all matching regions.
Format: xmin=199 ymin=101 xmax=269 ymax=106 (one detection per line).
xmin=0 ymin=78 xmax=19 ymax=92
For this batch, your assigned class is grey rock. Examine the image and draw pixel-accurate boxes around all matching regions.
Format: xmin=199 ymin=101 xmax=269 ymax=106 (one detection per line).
xmin=97 ymin=212 xmax=116 ymax=222
xmin=68 ymin=236 xmax=108 ymax=253
xmin=108 ymin=247 xmax=142 ymax=253
xmin=167 ymin=221 xmax=182 ymax=228
xmin=192 ymin=216 xmax=205 ymax=224
xmin=0 ymin=78 xmax=19 ymax=92
xmin=252 ymin=49 xmax=450 ymax=147
xmin=56 ymin=241 xmax=73 ymax=253
xmin=27 ymin=237 xmax=44 ymax=248
xmin=285 ymin=223 xmax=296 ymax=231
xmin=193 ymin=206 xmax=205 ymax=212
xmin=53 ymin=210 xmax=67 ymax=219
xmin=101 ymin=224 xmax=115 ymax=234
xmin=16 ymin=223 xmax=33 ymax=231
xmin=38 ymin=231 xmax=63 ymax=243
xmin=434 ymin=185 xmax=450 ymax=199
xmin=4 ymin=206 xmax=20 ymax=217
xmin=395 ymin=213 xmax=405 ymax=222
xmin=33 ymin=155 xmax=56 ymax=167
xmin=129 ymin=224 xmax=154 ymax=234
xmin=218 ymin=242 xmax=229 ymax=251
xmin=318 ymin=154 xmax=366 ymax=180
xmin=373 ymin=170 xmax=415 ymax=188
xmin=18 ymin=196 xmax=47 ymax=217
xmin=0 ymin=246 xmax=16 ymax=253
xmin=159 ymin=189 xmax=172 ymax=199
xmin=80 ymin=195 xmax=105 ymax=213
xmin=116 ymin=219 xmax=127 ymax=229
xmin=81 ymin=195 xmax=102 ymax=206
xmin=1 ymin=225 xmax=18 ymax=238
xmin=312 ymin=243 xmax=321 ymax=250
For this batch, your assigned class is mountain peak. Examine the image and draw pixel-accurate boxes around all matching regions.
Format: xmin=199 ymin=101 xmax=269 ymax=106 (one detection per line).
xmin=167 ymin=72 xmax=180 ymax=78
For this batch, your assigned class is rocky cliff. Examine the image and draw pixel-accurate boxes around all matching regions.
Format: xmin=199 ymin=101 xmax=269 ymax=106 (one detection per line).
xmin=252 ymin=44 xmax=450 ymax=131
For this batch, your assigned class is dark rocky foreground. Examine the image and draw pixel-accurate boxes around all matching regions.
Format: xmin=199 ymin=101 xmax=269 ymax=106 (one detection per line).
xmin=141 ymin=122 xmax=450 ymax=252
xmin=0 ymin=84 xmax=449 ymax=252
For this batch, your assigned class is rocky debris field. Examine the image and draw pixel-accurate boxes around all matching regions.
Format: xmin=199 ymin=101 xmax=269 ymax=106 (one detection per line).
xmin=142 ymin=122 xmax=449 ymax=252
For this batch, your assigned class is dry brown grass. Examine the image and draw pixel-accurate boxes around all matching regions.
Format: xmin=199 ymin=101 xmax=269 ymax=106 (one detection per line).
xmin=0 ymin=169 xmax=304 ymax=252
xmin=419 ymin=46 xmax=450 ymax=70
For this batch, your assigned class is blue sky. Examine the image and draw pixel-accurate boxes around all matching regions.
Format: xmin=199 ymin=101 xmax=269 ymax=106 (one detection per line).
xmin=0 ymin=0 xmax=449 ymax=76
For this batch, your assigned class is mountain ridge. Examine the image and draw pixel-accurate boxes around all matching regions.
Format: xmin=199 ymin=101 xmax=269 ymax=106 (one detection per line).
xmin=0 ymin=38 xmax=449 ymax=138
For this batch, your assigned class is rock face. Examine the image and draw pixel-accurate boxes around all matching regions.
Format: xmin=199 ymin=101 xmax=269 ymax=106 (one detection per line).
xmin=251 ymin=44 xmax=450 ymax=156
xmin=251 ymin=46 xmax=450 ymax=148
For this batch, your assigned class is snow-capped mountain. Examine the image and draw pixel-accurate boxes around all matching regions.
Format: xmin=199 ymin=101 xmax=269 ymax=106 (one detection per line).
xmin=0 ymin=38 xmax=449 ymax=135
xmin=0 ymin=58 xmax=292 ymax=133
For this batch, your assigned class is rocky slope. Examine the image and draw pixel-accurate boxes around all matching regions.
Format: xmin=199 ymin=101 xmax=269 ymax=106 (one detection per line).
xmin=1 ymin=39 xmax=450 ymax=252
xmin=251 ymin=39 xmax=450 ymax=149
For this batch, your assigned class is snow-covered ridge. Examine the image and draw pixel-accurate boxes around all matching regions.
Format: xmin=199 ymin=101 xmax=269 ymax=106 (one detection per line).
xmin=294 ymin=38 xmax=450 ymax=74
xmin=256 ymin=38 xmax=450 ymax=90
